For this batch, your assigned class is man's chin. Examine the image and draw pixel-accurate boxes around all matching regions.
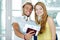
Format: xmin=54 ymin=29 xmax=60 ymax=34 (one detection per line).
xmin=27 ymin=15 xmax=30 ymax=17
xmin=26 ymin=15 xmax=30 ymax=17
xmin=24 ymin=13 xmax=30 ymax=17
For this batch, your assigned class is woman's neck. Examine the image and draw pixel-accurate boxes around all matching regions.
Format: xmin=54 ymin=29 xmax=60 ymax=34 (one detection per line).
xmin=38 ymin=16 xmax=42 ymax=21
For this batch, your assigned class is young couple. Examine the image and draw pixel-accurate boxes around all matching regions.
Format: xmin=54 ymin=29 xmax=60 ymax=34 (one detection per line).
xmin=12 ymin=2 xmax=56 ymax=40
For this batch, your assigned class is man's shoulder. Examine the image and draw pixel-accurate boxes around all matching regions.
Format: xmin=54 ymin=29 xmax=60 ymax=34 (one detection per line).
xmin=12 ymin=16 xmax=24 ymax=20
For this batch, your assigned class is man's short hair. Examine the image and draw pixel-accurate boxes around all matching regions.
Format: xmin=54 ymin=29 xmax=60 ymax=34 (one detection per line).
xmin=22 ymin=2 xmax=33 ymax=10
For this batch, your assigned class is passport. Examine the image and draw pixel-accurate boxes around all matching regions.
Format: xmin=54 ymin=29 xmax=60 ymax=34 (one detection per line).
xmin=26 ymin=28 xmax=37 ymax=34
xmin=23 ymin=24 xmax=41 ymax=36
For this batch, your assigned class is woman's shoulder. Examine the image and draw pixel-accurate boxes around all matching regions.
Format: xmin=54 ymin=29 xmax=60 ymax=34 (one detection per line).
xmin=47 ymin=16 xmax=54 ymax=23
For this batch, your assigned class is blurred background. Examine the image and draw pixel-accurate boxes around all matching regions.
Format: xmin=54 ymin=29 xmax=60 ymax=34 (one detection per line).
xmin=0 ymin=0 xmax=60 ymax=40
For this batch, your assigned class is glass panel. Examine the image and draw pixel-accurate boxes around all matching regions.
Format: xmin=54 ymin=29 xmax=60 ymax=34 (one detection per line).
xmin=12 ymin=11 xmax=22 ymax=17
xmin=31 ymin=0 xmax=39 ymax=5
xmin=0 ymin=0 xmax=2 ymax=35
xmin=12 ymin=0 xmax=22 ymax=10
xmin=45 ymin=0 xmax=60 ymax=7
xmin=47 ymin=10 xmax=60 ymax=27
xmin=1 ymin=37 xmax=5 ymax=40
xmin=0 ymin=0 xmax=6 ymax=40
xmin=0 ymin=0 xmax=2 ymax=40
xmin=39 ymin=0 xmax=60 ymax=7
xmin=1 ymin=0 xmax=6 ymax=35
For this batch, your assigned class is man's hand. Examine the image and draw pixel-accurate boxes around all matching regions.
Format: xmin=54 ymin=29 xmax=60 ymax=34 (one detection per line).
xmin=24 ymin=31 xmax=35 ymax=40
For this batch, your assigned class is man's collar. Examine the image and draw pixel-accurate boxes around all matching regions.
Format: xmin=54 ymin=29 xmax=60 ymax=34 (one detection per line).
xmin=23 ymin=15 xmax=31 ymax=21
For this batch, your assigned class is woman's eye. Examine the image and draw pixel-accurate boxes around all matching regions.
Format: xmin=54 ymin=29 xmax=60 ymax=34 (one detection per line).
xmin=36 ymin=8 xmax=42 ymax=11
xmin=36 ymin=9 xmax=38 ymax=10
xmin=39 ymin=8 xmax=42 ymax=10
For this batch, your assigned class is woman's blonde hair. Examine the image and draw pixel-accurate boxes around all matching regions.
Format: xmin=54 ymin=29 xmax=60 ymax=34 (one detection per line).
xmin=34 ymin=2 xmax=48 ymax=34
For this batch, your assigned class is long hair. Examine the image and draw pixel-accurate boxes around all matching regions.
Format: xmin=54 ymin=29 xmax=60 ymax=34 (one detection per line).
xmin=34 ymin=2 xmax=48 ymax=34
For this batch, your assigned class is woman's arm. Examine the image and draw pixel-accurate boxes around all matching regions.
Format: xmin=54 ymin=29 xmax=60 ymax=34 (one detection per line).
xmin=48 ymin=16 xmax=56 ymax=40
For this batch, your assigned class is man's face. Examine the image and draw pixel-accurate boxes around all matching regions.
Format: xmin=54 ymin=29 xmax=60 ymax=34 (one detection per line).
xmin=23 ymin=4 xmax=33 ymax=17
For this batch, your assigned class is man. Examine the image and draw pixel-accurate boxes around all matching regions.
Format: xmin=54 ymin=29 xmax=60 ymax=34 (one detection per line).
xmin=12 ymin=2 xmax=35 ymax=40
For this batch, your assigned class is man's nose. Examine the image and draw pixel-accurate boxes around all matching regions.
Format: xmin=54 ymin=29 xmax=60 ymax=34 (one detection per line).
xmin=28 ymin=10 xmax=31 ymax=12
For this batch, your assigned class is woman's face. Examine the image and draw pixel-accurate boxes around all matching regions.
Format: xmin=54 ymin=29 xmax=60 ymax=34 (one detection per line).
xmin=35 ymin=5 xmax=43 ymax=16
xmin=23 ymin=4 xmax=32 ymax=17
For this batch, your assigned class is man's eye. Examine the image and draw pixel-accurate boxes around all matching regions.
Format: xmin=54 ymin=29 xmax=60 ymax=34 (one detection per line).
xmin=26 ymin=7 xmax=28 ymax=9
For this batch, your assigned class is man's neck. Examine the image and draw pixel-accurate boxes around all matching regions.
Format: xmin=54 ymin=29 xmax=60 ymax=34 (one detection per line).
xmin=23 ymin=15 xmax=30 ymax=21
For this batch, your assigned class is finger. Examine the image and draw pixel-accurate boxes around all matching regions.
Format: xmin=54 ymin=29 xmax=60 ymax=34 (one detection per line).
xmin=30 ymin=33 xmax=35 ymax=36
xmin=28 ymin=31 xmax=34 ymax=34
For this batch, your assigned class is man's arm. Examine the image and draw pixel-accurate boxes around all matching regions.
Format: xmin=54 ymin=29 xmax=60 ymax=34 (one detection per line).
xmin=12 ymin=23 xmax=24 ymax=39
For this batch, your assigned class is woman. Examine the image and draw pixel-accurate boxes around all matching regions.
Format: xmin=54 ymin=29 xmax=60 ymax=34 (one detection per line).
xmin=12 ymin=2 xmax=35 ymax=40
xmin=34 ymin=2 xmax=56 ymax=40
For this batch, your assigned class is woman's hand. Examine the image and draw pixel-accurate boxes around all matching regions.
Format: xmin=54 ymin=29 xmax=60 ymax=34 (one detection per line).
xmin=24 ymin=31 xmax=35 ymax=40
